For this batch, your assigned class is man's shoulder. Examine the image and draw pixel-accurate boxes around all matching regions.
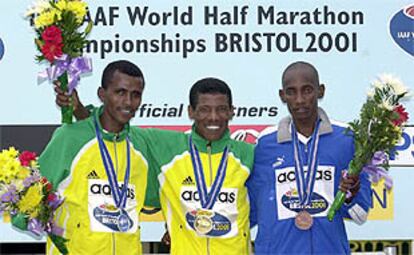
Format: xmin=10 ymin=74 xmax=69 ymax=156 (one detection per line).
xmin=230 ymin=139 xmax=254 ymax=153
xmin=53 ymin=118 xmax=93 ymax=139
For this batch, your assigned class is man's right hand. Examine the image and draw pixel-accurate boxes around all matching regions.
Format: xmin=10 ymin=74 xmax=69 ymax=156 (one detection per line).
xmin=54 ymin=81 xmax=90 ymax=120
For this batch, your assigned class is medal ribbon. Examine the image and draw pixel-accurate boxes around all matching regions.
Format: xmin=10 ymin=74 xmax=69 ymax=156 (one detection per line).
xmin=94 ymin=117 xmax=131 ymax=209
xmin=291 ymin=119 xmax=321 ymax=206
xmin=189 ymin=137 xmax=229 ymax=209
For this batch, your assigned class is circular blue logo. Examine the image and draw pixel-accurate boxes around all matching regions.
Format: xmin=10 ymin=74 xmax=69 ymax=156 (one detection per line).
xmin=0 ymin=39 xmax=4 ymax=60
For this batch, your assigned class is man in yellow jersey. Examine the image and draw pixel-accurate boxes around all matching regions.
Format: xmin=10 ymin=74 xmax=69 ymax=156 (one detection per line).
xmin=56 ymin=77 xmax=254 ymax=255
xmin=39 ymin=60 xmax=159 ymax=254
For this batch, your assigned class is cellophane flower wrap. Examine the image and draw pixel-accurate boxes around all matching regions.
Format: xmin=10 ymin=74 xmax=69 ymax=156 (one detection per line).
xmin=27 ymin=0 xmax=93 ymax=124
xmin=327 ymin=74 xmax=410 ymax=221
xmin=0 ymin=147 xmax=68 ymax=254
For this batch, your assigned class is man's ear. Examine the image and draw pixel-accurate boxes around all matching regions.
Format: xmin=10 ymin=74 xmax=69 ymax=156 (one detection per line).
xmin=98 ymin=87 xmax=105 ymax=103
xmin=318 ymin=84 xmax=325 ymax=99
xmin=229 ymin=105 xmax=235 ymax=120
xmin=188 ymin=105 xmax=194 ymax=120
xmin=279 ymin=89 xmax=286 ymax=103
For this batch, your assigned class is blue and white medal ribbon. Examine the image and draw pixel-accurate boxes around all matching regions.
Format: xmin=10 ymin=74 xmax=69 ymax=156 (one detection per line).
xmin=94 ymin=117 xmax=131 ymax=209
xmin=189 ymin=137 xmax=229 ymax=210
xmin=291 ymin=119 xmax=321 ymax=206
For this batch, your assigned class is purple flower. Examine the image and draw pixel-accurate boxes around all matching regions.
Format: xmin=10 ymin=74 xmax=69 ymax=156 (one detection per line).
xmin=371 ymin=151 xmax=388 ymax=166
xmin=362 ymin=151 xmax=393 ymax=190
xmin=23 ymin=176 xmax=34 ymax=187
xmin=1 ymin=190 xmax=18 ymax=203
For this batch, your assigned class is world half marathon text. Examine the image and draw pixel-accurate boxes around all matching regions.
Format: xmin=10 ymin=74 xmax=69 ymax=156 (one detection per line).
xmin=79 ymin=5 xmax=364 ymax=58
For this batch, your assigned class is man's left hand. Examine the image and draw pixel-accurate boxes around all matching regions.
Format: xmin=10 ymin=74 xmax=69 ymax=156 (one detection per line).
xmin=340 ymin=171 xmax=360 ymax=203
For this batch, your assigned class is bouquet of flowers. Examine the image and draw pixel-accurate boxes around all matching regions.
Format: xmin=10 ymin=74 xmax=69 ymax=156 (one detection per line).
xmin=27 ymin=0 xmax=93 ymax=124
xmin=327 ymin=74 xmax=410 ymax=221
xmin=0 ymin=147 xmax=67 ymax=254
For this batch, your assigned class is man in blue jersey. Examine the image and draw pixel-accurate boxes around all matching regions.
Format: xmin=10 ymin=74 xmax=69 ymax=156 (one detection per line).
xmin=248 ymin=61 xmax=372 ymax=255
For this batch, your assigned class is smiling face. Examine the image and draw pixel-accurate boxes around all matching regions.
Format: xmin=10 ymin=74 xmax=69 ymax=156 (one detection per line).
xmin=279 ymin=63 xmax=325 ymax=128
xmin=188 ymin=93 xmax=234 ymax=142
xmin=99 ymin=70 xmax=144 ymax=133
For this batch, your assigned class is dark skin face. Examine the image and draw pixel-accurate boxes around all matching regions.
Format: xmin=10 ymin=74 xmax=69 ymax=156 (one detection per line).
xmin=279 ymin=66 xmax=325 ymax=137
xmin=98 ymin=70 xmax=144 ymax=133
xmin=188 ymin=93 xmax=234 ymax=142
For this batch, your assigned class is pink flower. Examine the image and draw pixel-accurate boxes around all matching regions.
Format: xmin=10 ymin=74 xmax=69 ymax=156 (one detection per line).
xmin=19 ymin=151 xmax=37 ymax=166
xmin=41 ymin=42 xmax=63 ymax=63
xmin=392 ymin=105 xmax=409 ymax=126
xmin=41 ymin=25 xmax=63 ymax=45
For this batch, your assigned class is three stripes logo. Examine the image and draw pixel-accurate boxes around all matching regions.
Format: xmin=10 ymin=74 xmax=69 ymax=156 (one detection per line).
xmin=87 ymin=170 xmax=99 ymax=179
xmin=182 ymin=176 xmax=195 ymax=185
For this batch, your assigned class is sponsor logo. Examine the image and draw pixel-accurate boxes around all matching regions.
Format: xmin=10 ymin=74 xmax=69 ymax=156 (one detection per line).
xmin=389 ymin=4 xmax=414 ymax=57
xmin=186 ymin=209 xmax=232 ymax=236
xmin=276 ymin=168 xmax=332 ymax=184
xmin=281 ymin=189 xmax=328 ymax=214
xmin=93 ymin=204 xmax=133 ymax=232
xmin=87 ymin=170 xmax=99 ymax=179
xmin=181 ymin=190 xmax=236 ymax=204
xmin=0 ymin=38 xmax=4 ymax=61
xmin=89 ymin=183 xmax=135 ymax=200
xmin=182 ymin=176 xmax=195 ymax=185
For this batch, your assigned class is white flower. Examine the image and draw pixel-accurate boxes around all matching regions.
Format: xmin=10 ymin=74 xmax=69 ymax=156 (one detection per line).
xmin=371 ymin=79 xmax=384 ymax=90
xmin=25 ymin=0 xmax=51 ymax=16
xmin=380 ymin=98 xmax=394 ymax=111
xmin=366 ymin=88 xmax=375 ymax=98
xmin=378 ymin=73 xmax=408 ymax=96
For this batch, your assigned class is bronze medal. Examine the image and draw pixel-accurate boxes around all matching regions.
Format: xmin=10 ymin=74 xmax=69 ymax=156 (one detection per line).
xmin=295 ymin=210 xmax=313 ymax=230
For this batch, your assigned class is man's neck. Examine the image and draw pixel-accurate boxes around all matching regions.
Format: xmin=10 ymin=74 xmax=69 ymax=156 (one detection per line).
xmin=99 ymin=115 xmax=123 ymax=134
xmin=293 ymin=117 xmax=317 ymax=137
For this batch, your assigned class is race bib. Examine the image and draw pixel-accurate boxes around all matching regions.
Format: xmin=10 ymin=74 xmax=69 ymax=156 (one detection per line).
xmin=88 ymin=180 xmax=138 ymax=233
xmin=180 ymin=186 xmax=239 ymax=238
xmin=275 ymin=166 xmax=335 ymax=220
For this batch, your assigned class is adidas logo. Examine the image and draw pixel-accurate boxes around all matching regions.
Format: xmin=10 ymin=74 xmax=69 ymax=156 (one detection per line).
xmin=87 ymin=170 xmax=99 ymax=179
xmin=182 ymin=176 xmax=195 ymax=185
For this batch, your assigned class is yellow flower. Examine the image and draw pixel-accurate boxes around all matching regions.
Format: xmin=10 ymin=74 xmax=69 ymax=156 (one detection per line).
xmin=0 ymin=147 xmax=19 ymax=160
xmin=18 ymin=184 xmax=43 ymax=214
xmin=55 ymin=0 xmax=68 ymax=11
xmin=34 ymin=9 xmax=61 ymax=28
xmin=0 ymin=159 xmax=21 ymax=183
xmin=17 ymin=167 xmax=31 ymax=181
xmin=66 ymin=1 xmax=87 ymax=23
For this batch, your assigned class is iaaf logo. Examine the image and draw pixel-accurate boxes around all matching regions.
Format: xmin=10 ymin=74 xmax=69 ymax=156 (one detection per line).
xmin=140 ymin=125 xmax=269 ymax=144
xmin=0 ymin=38 xmax=4 ymax=61
xmin=389 ymin=4 xmax=414 ymax=57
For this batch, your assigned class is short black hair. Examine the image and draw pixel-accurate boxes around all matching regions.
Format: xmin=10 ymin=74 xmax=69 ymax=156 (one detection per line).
xmin=189 ymin=78 xmax=232 ymax=109
xmin=101 ymin=60 xmax=145 ymax=89
xmin=281 ymin=61 xmax=319 ymax=87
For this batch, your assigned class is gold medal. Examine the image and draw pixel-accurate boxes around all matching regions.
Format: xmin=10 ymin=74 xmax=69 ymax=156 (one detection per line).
xmin=194 ymin=209 xmax=214 ymax=235
xmin=295 ymin=210 xmax=313 ymax=230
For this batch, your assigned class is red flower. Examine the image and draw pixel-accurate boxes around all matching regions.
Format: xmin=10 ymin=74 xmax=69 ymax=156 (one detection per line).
xmin=47 ymin=193 xmax=57 ymax=202
xmin=40 ymin=177 xmax=48 ymax=184
xmin=41 ymin=42 xmax=63 ymax=63
xmin=19 ymin=151 xmax=37 ymax=166
xmin=392 ymin=105 xmax=409 ymax=126
xmin=41 ymin=25 xmax=63 ymax=45
xmin=45 ymin=182 xmax=53 ymax=192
